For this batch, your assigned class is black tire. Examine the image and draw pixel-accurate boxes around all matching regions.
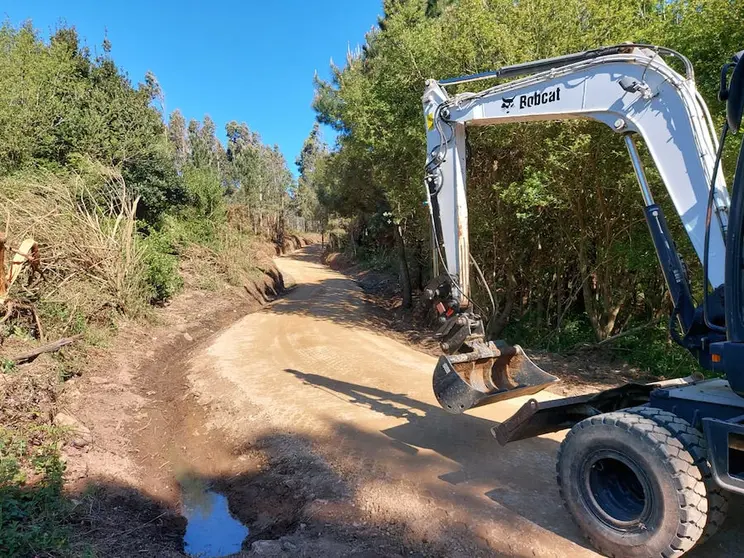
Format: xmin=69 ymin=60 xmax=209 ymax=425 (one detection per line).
xmin=632 ymin=406 xmax=728 ymax=542
xmin=557 ymin=409 xmax=709 ymax=557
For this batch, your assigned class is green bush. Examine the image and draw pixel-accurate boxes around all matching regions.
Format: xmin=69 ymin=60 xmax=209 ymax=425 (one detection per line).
xmin=503 ymin=312 xmax=595 ymax=353
xmin=183 ymin=166 xmax=225 ymax=221
xmin=612 ymin=323 xmax=702 ymax=379
xmin=142 ymin=230 xmax=183 ymax=303
xmin=503 ymin=312 xmax=700 ymax=378
xmin=0 ymin=426 xmax=71 ymax=557
xmin=355 ymin=246 xmax=396 ymax=272
xmin=167 ymin=214 xmax=220 ymax=247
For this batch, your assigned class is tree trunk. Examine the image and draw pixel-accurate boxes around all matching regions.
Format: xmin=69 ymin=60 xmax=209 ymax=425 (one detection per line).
xmin=347 ymin=224 xmax=354 ymax=255
xmin=578 ymin=239 xmax=625 ymax=341
xmin=599 ymin=304 xmax=622 ymax=339
xmin=487 ymin=272 xmax=517 ymax=339
xmin=414 ymin=239 xmax=424 ymax=290
xmin=395 ymin=224 xmax=413 ymax=309
xmin=578 ymin=240 xmax=603 ymax=342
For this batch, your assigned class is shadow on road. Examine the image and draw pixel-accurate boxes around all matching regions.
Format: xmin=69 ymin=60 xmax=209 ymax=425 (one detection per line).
xmin=275 ymin=248 xmax=645 ymax=391
xmin=271 ymin=276 xmax=395 ymax=332
xmin=58 ymin=365 xmax=744 ymax=558
xmin=60 ymin=441 xmax=469 ymax=558
xmin=280 ymin=244 xmax=327 ymax=264
xmin=284 ymin=368 xmax=593 ymax=550
xmin=282 ymin=367 xmax=744 ymax=557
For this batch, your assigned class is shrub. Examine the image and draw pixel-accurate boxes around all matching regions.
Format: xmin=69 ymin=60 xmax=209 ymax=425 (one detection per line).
xmin=611 ymin=322 xmax=701 ymax=379
xmin=141 ymin=230 xmax=183 ymax=303
xmin=0 ymin=426 xmax=70 ymax=557
xmin=182 ymin=166 xmax=225 ymax=221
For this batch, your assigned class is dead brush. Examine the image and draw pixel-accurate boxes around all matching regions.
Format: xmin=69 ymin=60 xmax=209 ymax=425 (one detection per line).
xmin=0 ymin=229 xmax=41 ymax=337
xmin=0 ymin=358 xmax=58 ymax=425
xmin=0 ymin=165 xmax=150 ymax=339
xmin=176 ymin=217 xmax=273 ymax=290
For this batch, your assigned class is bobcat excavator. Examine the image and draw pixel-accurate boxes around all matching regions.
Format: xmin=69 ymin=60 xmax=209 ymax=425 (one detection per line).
xmin=422 ymin=45 xmax=744 ymax=557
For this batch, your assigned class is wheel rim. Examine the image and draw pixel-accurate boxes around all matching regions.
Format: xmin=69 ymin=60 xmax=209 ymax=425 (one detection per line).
xmin=581 ymin=450 xmax=654 ymax=531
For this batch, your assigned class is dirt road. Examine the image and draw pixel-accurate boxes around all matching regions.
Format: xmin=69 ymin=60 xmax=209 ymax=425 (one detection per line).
xmin=181 ymin=246 xmax=741 ymax=557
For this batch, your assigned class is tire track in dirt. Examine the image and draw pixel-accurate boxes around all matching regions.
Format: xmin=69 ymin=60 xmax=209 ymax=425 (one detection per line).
xmin=79 ymin=244 xmax=741 ymax=557
xmin=184 ymin=246 xmax=598 ymax=557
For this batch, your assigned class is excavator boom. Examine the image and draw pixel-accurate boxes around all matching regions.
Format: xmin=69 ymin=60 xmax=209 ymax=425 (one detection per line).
xmin=424 ymin=44 xmax=728 ymax=298
xmin=422 ymin=45 xmax=736 ymax=413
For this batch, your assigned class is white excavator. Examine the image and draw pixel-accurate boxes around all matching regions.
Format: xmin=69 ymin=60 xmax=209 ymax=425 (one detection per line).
xmin=421 ymin=44 xmax=744 ymax=557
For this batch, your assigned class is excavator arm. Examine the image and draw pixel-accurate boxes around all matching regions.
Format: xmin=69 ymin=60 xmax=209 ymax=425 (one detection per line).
xmin=424 ymin=45 xmax=728 ymax=298
xmin=422 ymin=45 xmax=735 ymax=414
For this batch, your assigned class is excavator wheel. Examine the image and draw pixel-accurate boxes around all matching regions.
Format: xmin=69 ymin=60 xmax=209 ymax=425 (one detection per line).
xmin=632 ymin=407 xmax=729 ymax=543
xmin=557 ymin=408 xmax=711 ymax=557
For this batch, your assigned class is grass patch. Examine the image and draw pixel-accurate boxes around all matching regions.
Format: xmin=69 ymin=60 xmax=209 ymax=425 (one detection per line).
xmin=0 ymin=425 xmax=71 ymax=558
xmin=609 ymin=322 xmax=701 ymax=378
xmin=503 ymin=313 xmax=596 ymax=354
xmin=354 ymin=246 xmax=396 ymax=273
xmin=1 ymin=359 xmax=16 ymax=374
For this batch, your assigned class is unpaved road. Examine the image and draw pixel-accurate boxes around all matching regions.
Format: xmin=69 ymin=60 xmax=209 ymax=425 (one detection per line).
xmin=182 ymin=246 xmax=742 ymax=557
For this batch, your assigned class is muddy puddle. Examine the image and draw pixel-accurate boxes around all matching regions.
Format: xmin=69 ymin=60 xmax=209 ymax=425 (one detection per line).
xmin=181 ymin=477 xmax=250 ymax=557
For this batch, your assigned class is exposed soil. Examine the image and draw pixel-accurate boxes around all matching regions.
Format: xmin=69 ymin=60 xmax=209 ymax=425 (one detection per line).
xmin=56 ymin=245 xmax=743 ymax=558
xmin=59 ymin=284 xmax=274 ymax=556
xmin=327 ymin=254 xmax=656 ymax=397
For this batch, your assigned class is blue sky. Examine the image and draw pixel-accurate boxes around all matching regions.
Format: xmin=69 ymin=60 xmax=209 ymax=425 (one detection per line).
xmin=2 ymin=1 xmax=383 ymax=175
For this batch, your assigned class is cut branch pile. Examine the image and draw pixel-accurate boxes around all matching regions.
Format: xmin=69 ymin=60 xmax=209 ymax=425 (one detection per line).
xmin=0 ymin=167 xmax=150 ymax=344
xmin=0 ymin=232 xmax=39 ymax=306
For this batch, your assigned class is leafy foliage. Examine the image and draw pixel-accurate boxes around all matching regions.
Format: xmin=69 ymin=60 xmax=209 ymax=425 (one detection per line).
xmin=0 ymin=23 xmax=180 ymax=221
xmin=0 ymin=426 xmax=70 ymax=557
xmin=293 ymin=123 xmax=329 ymax=228
xmin=309 ymin=0 xmax=744 ymax=375
xmin=0 ymin=20 xmax=299 ymax=557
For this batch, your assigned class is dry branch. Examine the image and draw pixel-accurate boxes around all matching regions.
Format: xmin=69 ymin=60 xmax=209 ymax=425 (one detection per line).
xmin=0 ymin=233 xmax=39 ymax=305
xmin=9 ymin=334 xmax=82 ymax=364
xmin=0 ymin=233 xmax=6 ymax=298
xmin=568 ymin=317 xmax=663 ymax=353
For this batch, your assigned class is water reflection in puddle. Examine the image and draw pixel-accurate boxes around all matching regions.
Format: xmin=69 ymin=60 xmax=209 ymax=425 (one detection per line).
xmin=182 ymin=478 xmax=249 ymax=558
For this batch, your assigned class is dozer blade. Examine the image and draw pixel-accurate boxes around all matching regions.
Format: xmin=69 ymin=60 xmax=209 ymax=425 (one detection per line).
xmin=432 ymin=344 xmax=559 ymax=414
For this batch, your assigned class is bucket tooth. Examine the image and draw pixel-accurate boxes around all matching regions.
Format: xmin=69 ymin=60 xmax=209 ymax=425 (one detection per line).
xmin=432 ymin=344 xmax=559 ymax=414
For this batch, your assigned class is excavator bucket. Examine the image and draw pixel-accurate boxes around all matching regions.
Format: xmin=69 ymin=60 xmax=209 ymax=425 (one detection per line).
xmin=432 ymin=344 xmax=559 ymax=414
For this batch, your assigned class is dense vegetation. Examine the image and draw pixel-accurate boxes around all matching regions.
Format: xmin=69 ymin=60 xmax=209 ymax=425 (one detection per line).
xmin=0 ymin=22 xmax=297 ymax=312
xmin=0 ymin=22 xmax=297 ymax=556
xmin=302 ymin=0 xmax=744 ymax=375
xmin=1 ymin=3 xmax=743 ymax=554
